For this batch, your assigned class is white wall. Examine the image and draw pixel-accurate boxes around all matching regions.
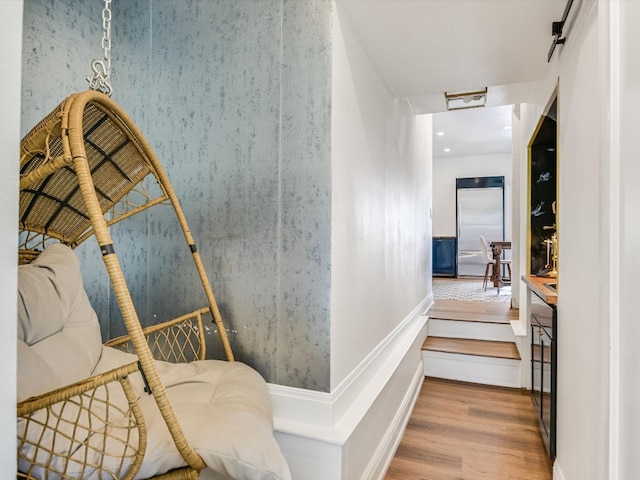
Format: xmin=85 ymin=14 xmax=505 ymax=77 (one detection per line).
xmin=321 ymin=9 xmax=432 ymax=476
xmin=432 ymin=152 xmax=513 ymax=282
xmin=0 ymin=0 xmax=22 ymax=473
xmin=520 ymin=2 xmax=610 ymax=479
xmin=510 ymin=107 xmax=523 ymax=308
xmin=609 ymin=1 xmax=640 ymax=478
xmin=331 ymin=4 xmax=432 ymax=390
xmin=557 ymin=8 xmax=608 ymax=478
xmin=432 ymin=153 xmax=512 ymax=239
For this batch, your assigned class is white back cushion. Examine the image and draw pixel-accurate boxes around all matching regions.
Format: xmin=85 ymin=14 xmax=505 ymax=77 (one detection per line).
xmin=17 ymin=243 xmax=103 ymax=400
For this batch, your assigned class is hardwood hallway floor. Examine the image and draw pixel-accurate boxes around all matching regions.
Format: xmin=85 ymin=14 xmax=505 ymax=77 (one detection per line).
xmin=385 ymin=377 xmax=552 ymax=480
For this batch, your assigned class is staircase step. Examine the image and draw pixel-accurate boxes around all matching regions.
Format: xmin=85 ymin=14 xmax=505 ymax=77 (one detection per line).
xmin=422 ymin=337 xmax=520 ymax=360
xmin=422 ymin=300 xmax=522 ymax=388
xmin=422 ymin=349 xmax=521 ymax=388
xmin=422 ymin=337 xmax=521 ymax=388
xmin=427 ymin=299 xmax=518 ymax=324
xmin=427 ymin=318 xmax=515 ymax=342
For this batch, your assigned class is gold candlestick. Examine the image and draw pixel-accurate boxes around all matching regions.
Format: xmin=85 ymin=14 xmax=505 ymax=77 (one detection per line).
xmin=548 ymin=232 xmax=558 ymax=278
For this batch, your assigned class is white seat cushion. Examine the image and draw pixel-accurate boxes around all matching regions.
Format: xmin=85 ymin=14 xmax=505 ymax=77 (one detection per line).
xmin=133 ymin=359 xmax=290 ymax=480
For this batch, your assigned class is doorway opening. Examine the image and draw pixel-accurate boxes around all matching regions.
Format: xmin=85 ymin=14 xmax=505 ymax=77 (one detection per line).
xmin=431 ymin=105 xmax=514 ymax=301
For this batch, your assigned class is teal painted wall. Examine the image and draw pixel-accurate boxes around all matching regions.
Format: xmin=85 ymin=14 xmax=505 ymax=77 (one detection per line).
xmin=21 ymin=0 xmax=332 ymax=391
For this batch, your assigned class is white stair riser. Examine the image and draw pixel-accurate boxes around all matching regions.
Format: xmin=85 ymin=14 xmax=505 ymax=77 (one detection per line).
xmin=427 ymin=318 xmax=515 ymax=342
xmin=422 ymin=350 xmax=521 ymax=388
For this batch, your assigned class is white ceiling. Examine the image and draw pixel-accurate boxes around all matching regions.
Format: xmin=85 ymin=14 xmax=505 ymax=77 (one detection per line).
xmin=336 ymin=0 xmax=568 ymax=158
xmin=433 ymin=104 xmax=513 ymax=160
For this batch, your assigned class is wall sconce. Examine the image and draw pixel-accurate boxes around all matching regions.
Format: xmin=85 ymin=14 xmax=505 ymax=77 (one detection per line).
xmin=444 ymin=88 xmax=487 ymax=111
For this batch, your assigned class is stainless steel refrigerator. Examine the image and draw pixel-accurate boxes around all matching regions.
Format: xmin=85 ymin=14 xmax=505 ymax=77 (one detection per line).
xmin=456 ymin=177 xmax=505 ymax=277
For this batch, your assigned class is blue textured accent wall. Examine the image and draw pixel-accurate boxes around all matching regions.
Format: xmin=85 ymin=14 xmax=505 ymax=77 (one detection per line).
xmin=21 ymin=0 xmax=332 ymax=391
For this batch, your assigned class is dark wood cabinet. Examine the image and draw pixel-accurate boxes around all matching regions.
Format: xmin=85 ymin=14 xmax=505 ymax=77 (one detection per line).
xmin=531 ymin=294 xmax=557 ymax=460
xmin=432 ymin=236 xmax=457 ymax=277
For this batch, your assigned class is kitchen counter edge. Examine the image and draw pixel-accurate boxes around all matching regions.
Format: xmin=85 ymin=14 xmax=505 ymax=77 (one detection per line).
xmin=522 ymin=275 xmax=558 ymax=305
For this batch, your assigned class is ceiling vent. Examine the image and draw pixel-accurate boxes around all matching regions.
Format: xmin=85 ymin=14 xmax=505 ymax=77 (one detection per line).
xmin=445 ymin=88 xmax=487 ymax=111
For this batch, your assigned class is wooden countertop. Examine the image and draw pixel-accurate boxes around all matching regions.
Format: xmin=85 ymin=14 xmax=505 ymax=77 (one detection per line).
xmin=522 ymin=275 xmax=558 ymax=305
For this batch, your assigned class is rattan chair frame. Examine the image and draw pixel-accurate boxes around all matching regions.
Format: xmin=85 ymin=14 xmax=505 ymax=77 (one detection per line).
xmin=18 ymin=90 xmax=236 ymax=479
xmin=17 ymin=362 xmax=146 ymax=479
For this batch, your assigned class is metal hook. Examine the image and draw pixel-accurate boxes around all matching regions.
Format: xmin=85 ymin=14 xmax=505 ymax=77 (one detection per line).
xmin=87 ymin=59 xmax=113 ymax=96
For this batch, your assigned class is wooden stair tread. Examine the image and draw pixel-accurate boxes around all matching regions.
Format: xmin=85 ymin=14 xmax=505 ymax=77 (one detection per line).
xmin=423 ymin=336 xmax=521 ymax=360
xmin=427 ymin=299 xmax=518 ymax=324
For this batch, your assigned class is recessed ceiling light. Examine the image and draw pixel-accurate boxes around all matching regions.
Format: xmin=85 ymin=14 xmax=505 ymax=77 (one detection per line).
xmin=444 ymin=148 xmax=451 ymax=153
xmin=504 ymin=125 xmax=512 ymax=130
xmin=437 ymin=131 xmax=445 ymax=136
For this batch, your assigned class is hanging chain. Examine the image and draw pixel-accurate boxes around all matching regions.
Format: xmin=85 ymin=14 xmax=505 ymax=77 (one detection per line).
xmin=87 ymin=0 xmax=113 ymax=96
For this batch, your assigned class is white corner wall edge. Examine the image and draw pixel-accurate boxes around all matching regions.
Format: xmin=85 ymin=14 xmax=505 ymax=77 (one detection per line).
xmin=0 ymin=1 xmax=22 ymax=474
xmin=554 ymin=461 xmax=566 ymax=480
xmin=510 ymin=319 xmax=527 ymax=363
xmin=510 ymin=319 xmax=526 ymax=337
xmin=269 ymin=294 xmax=431 ymax=479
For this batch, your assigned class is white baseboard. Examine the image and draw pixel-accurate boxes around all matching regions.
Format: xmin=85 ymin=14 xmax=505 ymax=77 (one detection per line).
xmin=269 ymin=295 xmax=430 ymax=480
xmin=422 ymin=350 xmax=521 ymax=388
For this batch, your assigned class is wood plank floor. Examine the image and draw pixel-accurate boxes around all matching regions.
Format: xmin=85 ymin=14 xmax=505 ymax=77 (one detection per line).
xmin=385 ymin=377 xmax=552 ymax=480
xmin=428 ymin=299 xmax=518 ymax=324
xmin=423 ymin=337 xmax=521 ymax=360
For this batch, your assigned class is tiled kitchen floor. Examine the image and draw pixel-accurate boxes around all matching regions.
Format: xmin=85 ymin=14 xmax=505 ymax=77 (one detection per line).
xmin=432 ymin=277 xmax=512 ymax=303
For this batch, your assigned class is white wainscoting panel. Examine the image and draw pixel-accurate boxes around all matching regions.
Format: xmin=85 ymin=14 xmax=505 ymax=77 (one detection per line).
xmin=269 ymin=295 xmax=431 ymax=479
xmin=357 ymin=362 xmax=425 ymax=480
